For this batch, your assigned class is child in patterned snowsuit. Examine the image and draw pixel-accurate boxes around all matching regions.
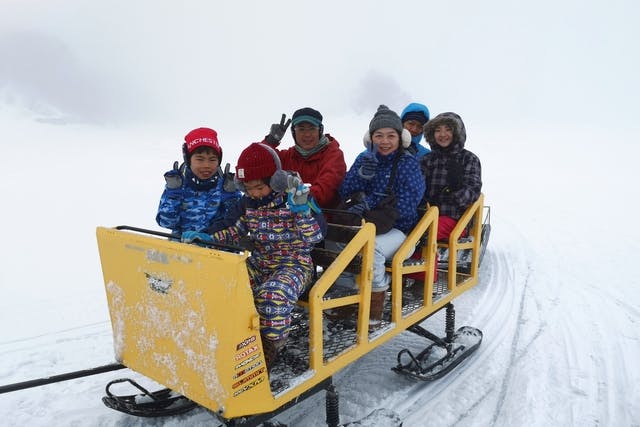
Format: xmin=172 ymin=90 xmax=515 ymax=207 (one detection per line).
xmin=156 ymin=127 xmax=242 ymax=237
xmin=182 ymin=142 xmax=325 ymax=367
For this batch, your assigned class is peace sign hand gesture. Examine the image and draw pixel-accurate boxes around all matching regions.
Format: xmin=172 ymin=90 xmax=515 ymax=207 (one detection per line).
xmin=265 ymin=113 xmax=292 ymax=147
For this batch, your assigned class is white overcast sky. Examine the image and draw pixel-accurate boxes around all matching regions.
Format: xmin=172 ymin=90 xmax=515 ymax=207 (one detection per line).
xmin=1 ymin=0 xmax=639 ymax=134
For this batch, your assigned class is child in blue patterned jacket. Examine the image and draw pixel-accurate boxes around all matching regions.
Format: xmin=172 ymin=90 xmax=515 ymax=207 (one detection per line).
xmin=156 ymin=127 xmax=242 ymax=237
xmin=181 ymin=142 xmax=325 ymax=368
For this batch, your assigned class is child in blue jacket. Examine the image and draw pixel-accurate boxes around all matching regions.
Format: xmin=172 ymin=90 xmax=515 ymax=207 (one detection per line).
xmin=156 ymin=127 xmax=242 ymax=236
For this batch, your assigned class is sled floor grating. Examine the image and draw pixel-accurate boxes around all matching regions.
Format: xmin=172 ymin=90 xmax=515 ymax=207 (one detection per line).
xmin=267 ymin=277 xmax=453 ymax=394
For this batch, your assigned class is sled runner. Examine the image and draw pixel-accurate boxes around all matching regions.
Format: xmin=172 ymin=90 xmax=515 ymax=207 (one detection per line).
xmin=102 ymin=378 xmax=197 ymax=417
xmin=392 ymin=315 xmax=483 ymax=381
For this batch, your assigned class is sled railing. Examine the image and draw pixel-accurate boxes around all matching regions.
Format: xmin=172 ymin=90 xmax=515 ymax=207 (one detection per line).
xmin=439 ymin=193 xmax=485 ymax=294
xmin=305 ymin=222 xmax=376 ymax=372
xmin=386 ymin=205 xmax=439 ymax=323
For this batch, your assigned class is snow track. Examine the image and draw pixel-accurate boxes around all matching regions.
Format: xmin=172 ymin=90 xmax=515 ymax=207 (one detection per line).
xmin=397 ymin=236 xmax=529 ymax=427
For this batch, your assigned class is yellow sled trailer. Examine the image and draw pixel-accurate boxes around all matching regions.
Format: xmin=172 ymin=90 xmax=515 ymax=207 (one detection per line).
xmin=96 ymin=195 xmax=489 ymax=425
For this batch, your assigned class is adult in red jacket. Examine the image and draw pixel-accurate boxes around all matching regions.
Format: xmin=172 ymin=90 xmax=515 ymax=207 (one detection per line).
xmin=263 ymin=107 xmax=346 ymax=209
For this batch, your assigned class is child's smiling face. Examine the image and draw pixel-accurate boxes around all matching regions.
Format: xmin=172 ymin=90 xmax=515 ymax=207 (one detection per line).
xmin=190 ymin=151 xmax=219 ymax=180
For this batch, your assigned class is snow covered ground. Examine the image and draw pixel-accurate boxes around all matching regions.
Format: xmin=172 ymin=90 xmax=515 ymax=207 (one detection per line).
xmin=1 ymin=1 xmax=639 ymax=425
xmin=0 ymin=111 xmax=639 ymax=426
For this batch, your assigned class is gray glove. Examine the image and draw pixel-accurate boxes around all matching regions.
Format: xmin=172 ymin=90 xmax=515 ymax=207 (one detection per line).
xmin=287 ymin=182 xmax=311 ymax=214
xmin=164 ymin=161 xmax=182 ymax=189
xmin=290 ymin=187 xmax=308 ymax=207
xmin=221 ymin=163 xmax=237 ymax=192
xmin=265 ymin=114 xmax=292 ymax=147
xmin=286 ymin=173 xmax=303 ymax=194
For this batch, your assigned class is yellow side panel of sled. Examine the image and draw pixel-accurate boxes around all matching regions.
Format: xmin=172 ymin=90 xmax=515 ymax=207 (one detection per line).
xmin=96 ymin=227 xmax=273 ymax=417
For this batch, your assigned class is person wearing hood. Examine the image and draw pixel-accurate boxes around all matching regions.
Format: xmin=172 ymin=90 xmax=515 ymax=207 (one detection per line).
xmin=156 ymin=127 xmax=242 ymax=236
xmin=262 ymin=107 xmax=347 ymax=209
xmin=400 ymin=102 xmax=431 ymax=160
xmin=421 ymin=112 xmax=482 ymax=241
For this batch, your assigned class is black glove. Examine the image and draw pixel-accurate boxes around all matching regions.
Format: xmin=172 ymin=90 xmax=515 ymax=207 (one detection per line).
xmin=446 ymin=159 xmax=464 ymax=191
xmin=265 ymin=113 xmax=292 ymax=147
xmin=363 ymin=194 xmax=399 ymax=234
xmin=164 ymin=161 xmax=182 ymax=189
xmin=221 ymin=163 xmax=237 ymax=192
xmin=347 ymin=201 xmax=369 ymax=217
xmin=333 ymin=192 xmax=367 ymax=226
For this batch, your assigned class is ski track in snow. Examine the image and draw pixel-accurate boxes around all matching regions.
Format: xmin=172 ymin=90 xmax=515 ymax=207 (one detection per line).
xmin=555 ymin=280 xmax=640 ymax=427
xmin=398 ymin=234 xmax=529 ymax=427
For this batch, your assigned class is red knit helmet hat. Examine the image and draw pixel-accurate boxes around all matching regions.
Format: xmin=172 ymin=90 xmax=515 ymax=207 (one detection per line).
xmin=183 ymin=127 xmax=222 ymax=165
xmin=235 ymin=143 xmax=278 ymax=182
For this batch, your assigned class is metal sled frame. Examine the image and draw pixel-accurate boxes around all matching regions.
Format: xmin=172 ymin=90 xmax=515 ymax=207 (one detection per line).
xmin=95 ymin=195 xmax=487 ymax=424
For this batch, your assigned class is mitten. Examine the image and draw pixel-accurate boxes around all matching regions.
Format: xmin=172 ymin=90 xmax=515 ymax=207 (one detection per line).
xmin=181 ymin=231 xmax=213 ymax=244
xmin=358 ymin=153 xmax=378 ymax=179
xmin=285 ymin=173 xmax=303 ymax=193
xmin=287 ymin=184 xmax=311 ymax=213
xmin=221 ymin=163 xmax=237 ymax=192
xmin=265 ymin=113 xmax=292 ymax=147
xmin=164 ymin=161 xmax=182 ymax=189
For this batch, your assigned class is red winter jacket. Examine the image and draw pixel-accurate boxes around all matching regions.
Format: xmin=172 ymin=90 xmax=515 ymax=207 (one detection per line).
xmin=272 ymin=135 xmax=347 ymax=209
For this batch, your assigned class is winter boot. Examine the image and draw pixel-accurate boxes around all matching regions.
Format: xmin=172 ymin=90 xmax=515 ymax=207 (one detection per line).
xmin=404 ymin=277 xmax=424 ymax=300
xmin=325 ymin=304 xmax=357 ymax=320
xmin=262 ymin=337 xmax=286 ymax=370
xmin=368 ymin=290 xmax=387 ymax=331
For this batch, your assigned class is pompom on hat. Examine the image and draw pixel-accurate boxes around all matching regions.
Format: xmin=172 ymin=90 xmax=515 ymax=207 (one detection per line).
xmin=369 ymin=105 xmax=403 ymax=135
xmin=183 ymin=127 xmax=222 ymax=161
xmin=363 ymin=105 xmax=411 ymax=149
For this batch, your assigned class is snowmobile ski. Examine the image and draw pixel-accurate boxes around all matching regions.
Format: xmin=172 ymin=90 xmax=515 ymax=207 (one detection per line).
xmin=392 ymin=326 xmax=482 ymax=381
xmin=102 ymin=378 xmax=197 ymax=417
